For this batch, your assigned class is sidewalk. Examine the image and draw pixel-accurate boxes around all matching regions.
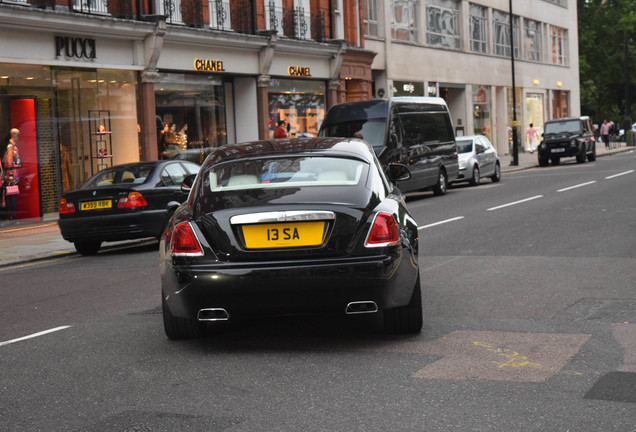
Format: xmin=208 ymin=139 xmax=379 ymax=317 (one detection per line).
xmin=0 ymin=142 xmax=632 ymax=268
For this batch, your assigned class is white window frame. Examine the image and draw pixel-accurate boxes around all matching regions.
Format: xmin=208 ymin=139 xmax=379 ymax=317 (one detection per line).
xmin=493 ymin=10 xmax=520 ymax=58
xmin=209 ymin=0 xmax=232 ymax=30
xmin=426 ymin=0 xmax=461 ymax=50
xmin=334 ymin=0 xmax=344 ymax=40
xmin=524 ymin=18 xmax=543 ymax=62
xmin=266 ymin=0 xmax=284 ymax=36
xmin=294 ymin=0 xmax=311 ymax=39
xmin=551 ymin=25 xmax=568 ymax=65
xmin=364 ymin=0 xmax=379 ymax=37
xmin=158 ymin=0 xmax=183 ymax=24
xmin=391 ymin=0 xmax=418 ymax=42
xmin=469 ymin=3 xmax=488 ymax=54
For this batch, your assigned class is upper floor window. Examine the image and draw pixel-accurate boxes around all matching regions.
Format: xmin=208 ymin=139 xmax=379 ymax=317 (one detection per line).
xmin=391 ymin=0 xmax=417 ymax=42
xmin=493 ymin=10 xmax=519 ymax=58
xmin=74 ymin=0 xmax=108 ymax=14
xmin=266 ymin=0 xmax=284 ymax=36
xmin=209 ymin=0 xmax=232 ymax=30
xmin=551 ymin=26 xmax=568 ymax=65
xmin=334 ymin=0 xmax=344 ymax=39
xmin=469 ymin=3 xmax=487 ymax=54
xmin=524 ymin=19 xmax=543 ymax=62
xmin=426 ymin=0 xmax=461 ymax=49
xmin=365 ymin=0 xmax=379 ymax=37
xmin=293 ymin=0 xmax=311 ymax=39
xmin=158 ymin=0 xmax=183 ymax=24
xmin=543 ymin=0 xmax=566 ymax=6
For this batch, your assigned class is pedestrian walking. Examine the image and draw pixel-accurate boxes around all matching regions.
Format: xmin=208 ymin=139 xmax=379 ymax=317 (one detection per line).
xmin=600 ymin=119 xmax=613 ymax=149
xmin=526 ymin=123 xmax=537 ymax=153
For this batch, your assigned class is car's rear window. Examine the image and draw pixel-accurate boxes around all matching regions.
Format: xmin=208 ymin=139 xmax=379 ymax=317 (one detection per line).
xmin=456 ymin=139 xmax=473 ymax=153
xmin=319 ymin=118 xmax=386 ymax=148
xmin=84 ymin=164 xmax=155 ymax=187
xmin=203 ymin=156 xmax=368 ymax=191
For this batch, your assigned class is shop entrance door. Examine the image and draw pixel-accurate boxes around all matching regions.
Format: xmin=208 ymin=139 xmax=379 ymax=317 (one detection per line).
xmin=53 ymin=69 xmax=99 ymax=192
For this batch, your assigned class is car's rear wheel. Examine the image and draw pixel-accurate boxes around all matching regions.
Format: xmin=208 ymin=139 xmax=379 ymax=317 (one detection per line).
xmin=432 ymin=169 xmax=448 ymax=196
xmin=162 ymin=295 xmax=205 ymax=340
xmin=74 ymin=240 xmax=101 ymax=256
xmin=383 ymin=274 xmax=422 ymax=334
xmin=469 ymin=166 xmax=480 ymax=186
xmin=491 ymin=162 xmax=501 ymax=182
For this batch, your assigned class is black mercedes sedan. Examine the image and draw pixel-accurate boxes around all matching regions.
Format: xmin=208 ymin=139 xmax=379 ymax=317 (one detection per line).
xmin=58 ymin=160 xmax=200 ymax=255
xmin=160 ymin=137 xmax=421 ymax=339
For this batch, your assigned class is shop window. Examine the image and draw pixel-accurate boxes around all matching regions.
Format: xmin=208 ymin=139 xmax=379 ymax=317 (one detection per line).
xmin=155 ymin=73 xmax=226 ymax=157
xmin=473 ymin=85 xmax=491 ymax=139
xmin=268 ymin=79 xmax=325 ymax=139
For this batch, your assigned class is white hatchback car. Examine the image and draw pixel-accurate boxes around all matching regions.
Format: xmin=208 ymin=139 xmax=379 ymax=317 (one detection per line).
xmin=452 ymin=135 xmax=501 ymax=186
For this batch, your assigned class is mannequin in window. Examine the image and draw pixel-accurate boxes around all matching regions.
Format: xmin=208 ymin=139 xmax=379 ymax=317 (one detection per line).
xmin=3 ymin=128 xmax=22 ymax=220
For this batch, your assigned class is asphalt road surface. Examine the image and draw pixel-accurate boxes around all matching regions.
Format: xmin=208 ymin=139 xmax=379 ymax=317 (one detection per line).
xmin=1 ymin=151 xmax=635 ymax=431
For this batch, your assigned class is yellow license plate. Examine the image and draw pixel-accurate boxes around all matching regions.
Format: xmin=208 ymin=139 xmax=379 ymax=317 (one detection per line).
xmin=242 ymin=221 xmax=325 ymax=249
xmin=80 ymin=200 xmax=112 ymax=211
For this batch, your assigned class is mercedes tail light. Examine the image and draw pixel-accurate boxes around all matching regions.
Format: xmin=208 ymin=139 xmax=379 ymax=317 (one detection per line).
xmin=118 ymin=192 xmax=148 ymax=208
xmin=171 ymin=222 xmax=203 ymax=256
xmin=59 ymin=198 xmax=76 ymax=214
xmin=365 ymin=212 xmax=400 ymax=247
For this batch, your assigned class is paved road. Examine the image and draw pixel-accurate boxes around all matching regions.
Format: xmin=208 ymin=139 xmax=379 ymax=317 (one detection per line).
xmin=1 ymin=145 xmax=634 ymax=431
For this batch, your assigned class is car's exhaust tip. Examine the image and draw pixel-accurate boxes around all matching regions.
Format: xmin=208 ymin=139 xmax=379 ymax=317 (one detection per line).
xmin=197 ymin=308 xmax=230 ymax=321
xmin=345 ymin=301 xmax=378 ymax=314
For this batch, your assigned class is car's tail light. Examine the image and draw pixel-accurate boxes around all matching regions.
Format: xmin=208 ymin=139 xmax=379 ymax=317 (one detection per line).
xmin=118 ymin=192 xmax=148 ymax=208
xmin=171 ymin=222 xmax=203 ymax=256
xmin=365 ymin=212 xmax=400 ymax=247
xmin=59 ymin=198 xmax=75 ymax=214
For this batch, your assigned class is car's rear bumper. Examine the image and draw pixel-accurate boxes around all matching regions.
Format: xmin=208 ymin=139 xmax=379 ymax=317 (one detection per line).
xmin=161 ymin=251 xmax=419 ymax=320
xmin=58 ymin=210 xmax=166 ymax=242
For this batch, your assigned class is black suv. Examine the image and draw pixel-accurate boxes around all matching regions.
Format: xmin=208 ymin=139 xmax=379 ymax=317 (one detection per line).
xmin=537 ymin=116 xmax=596 ymax=166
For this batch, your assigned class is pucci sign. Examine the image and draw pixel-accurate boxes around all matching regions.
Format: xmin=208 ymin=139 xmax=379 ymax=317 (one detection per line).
xmin=55 ymin=36 xmax=96 ymax=60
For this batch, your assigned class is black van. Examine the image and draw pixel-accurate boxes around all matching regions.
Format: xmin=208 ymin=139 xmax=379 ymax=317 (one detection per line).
xmin=318 ymin=97 xmax=459 ymax=195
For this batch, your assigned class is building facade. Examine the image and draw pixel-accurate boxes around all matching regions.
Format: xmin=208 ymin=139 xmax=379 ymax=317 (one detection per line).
xmin=0 ymin=0 xmax=374 ymax=222
xmin=363 ymin=0 xmax=579 ymax=156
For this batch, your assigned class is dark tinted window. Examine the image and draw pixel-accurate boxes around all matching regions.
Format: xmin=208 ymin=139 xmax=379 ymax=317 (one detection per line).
xmin=544 ymin=119 xmax=581 ymax=134
xmin=399 ymin=112 xmax=455 ymax=148
xmin=319 ymin=118 xmax=386 ymax=148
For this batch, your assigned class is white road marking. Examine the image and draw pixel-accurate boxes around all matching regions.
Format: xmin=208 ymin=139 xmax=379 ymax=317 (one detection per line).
xmin=605 ymin=170 xmax=634 ymax=179
xmin=487 ymin=195 xmax=543 ymax=211
xmin=557 ymin=181 xmax=597 ymax=192
xmin=0 ymin=326 xmax=71 ymax=347
xmin=418 ymin=216 xmax=464 ymax=230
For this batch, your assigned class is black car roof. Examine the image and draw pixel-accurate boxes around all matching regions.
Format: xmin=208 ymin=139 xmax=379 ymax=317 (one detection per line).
xmin=202 ymin=137 xmax=376 ymax=166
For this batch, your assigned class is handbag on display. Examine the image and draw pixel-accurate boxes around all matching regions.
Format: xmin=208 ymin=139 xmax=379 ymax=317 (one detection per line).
xmin=5 ymin=185 xmax=19 ymax=195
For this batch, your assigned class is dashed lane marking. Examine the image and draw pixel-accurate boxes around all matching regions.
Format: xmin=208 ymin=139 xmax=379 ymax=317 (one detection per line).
xmin=605 ymin=170 xmax=634 ymax=179
xmin=0 ymin=326 xmax=71 ymax=347
xmin=557 ymin=181 xmax=597 ymax=192
xmin=486 ymin=195 xmax=543 ymax=211
xmin=418 ymin=216 xmax=464 ymax=231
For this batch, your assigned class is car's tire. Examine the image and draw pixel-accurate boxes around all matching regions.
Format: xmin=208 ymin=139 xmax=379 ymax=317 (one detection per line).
xmin=383 ymin=274 xmax=423 ymax=334
xmin=576 ymin=148 xmax=586 ymax=163
xmin=538 ymin=156 xmax=549 ymax=167
xmin=469 ymin=166 xmax=480 ymax=186
xmin=551 ymin=157 xmax=560 ymax=165
xmin=588 ymin=148 xmax=597 ymax=162
xmin=74 ymin=240 xmax=101 ymax=256
xmin=432 ymin=169 xmax=448 ymax=196
xmin=162 ymin=295 xmax=205 ymax=340
xmin=491 ymin=162 xmax=501 ymax=182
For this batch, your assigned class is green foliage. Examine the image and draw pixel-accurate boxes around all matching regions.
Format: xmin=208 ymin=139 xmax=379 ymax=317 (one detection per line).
xmin=578 ymin=0 xmax=636 ymax=125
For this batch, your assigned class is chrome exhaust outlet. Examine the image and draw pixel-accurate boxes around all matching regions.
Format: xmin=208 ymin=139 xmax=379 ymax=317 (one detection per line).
xmin=345 ymin=301 xmax=378 ymax=314
xmin=197 ymin=308 xmax=230 ymax=321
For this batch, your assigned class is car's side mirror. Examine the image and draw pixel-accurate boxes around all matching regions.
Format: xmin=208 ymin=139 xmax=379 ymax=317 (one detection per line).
xmin=181 ymin=173 xmax=196 ymax=192
xmin=386 ymin=163 xmax=411 ymax=182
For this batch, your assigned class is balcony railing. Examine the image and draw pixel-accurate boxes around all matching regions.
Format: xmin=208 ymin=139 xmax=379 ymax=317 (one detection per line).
xmin=1 ymin=0 xmax=326 ymax=41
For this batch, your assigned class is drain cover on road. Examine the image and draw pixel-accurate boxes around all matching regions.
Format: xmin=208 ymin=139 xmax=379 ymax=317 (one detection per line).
xmin=584 ymin=371 xmax=636 ymax=403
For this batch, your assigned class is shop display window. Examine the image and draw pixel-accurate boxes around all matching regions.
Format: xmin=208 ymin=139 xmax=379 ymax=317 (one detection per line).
xmin=155 ymin=73 xmax=226 ymax=158
xmin=268 ymin=79 xmax=325 ymax=139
